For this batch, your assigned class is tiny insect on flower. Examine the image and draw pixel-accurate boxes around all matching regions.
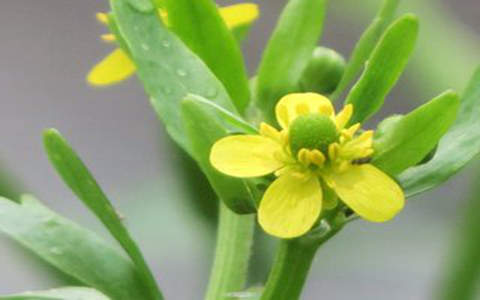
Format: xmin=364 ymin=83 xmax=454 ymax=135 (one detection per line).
xmin=210 ymin=93 xmax=405 ymax=239
xmin=87 ymin=3 xmax=259 ymax=86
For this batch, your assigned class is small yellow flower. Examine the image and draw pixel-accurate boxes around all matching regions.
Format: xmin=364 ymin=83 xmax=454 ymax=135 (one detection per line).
xmin=210 ymin=93 xmax=405 ymax=239
xmin=87 ymin=3 xmax=259 ymax=86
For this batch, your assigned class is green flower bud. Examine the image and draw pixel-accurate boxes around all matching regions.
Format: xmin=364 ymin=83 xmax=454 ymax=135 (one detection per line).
xmin=289 ymin=113 xmax=338 ymax=156
xmin=299 ymin=47 xmax=346 ymax=95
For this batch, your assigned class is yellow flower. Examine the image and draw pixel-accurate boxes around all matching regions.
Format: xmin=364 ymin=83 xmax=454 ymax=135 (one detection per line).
xmin=210 ymin=93 xmax=405 ymax=239
xmin=87 ymin=3 xmax=259 ymax=86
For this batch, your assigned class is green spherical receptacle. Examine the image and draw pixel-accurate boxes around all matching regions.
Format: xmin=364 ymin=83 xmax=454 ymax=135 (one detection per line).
xmin=289 ymin=113 xmax=338 ymax=156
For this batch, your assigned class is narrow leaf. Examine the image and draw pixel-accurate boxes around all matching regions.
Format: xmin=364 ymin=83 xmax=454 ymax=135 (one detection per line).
xmin=181 ymin=95 xmax=256 ymax=213
xmin=0 ymin=195 xmax=149 ymax=300
xmin=331 ymin=0 xmax=400 ymax=100
xmin=184 ymin=95 xmax=257 ymax=134
xmin=165 ymin=0 xmax=251 ymax=113
xmin=110 ymin=0 xmax=237 ymax=153
xmin=435 ymin=178 xmax=480 ymax=300
xmin=345 ymin=14 xmax=419 ymax=124
xmin=372 ymin=90 xmax=459 ymax=175
xmin=256 ymin=0 xmax=328 ymax=121
xmin=0 ymin=287 xmax=110 ymax=300
xmin=399 ymin=66 xmax=480 ymax=197
xmin=43 ymin=129 xmax=162 ymax=300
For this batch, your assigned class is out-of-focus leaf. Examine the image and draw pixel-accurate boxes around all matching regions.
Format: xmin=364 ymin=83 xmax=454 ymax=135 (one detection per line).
xmin=110 ymin=0 xmax=237 ymax=153
xmin=43 ymin=129 xmax=162 ymax=300
xmin=0 ymin=287 xmax=110 ymax=300
xmin=331 ymin=0 xmax=399 ymax=100
xmin=435 ymin=174 xmax=480 ymax=300
xmin=399 ymin=67 xmax=480 ymax=197
xmin=0 ymin=195 xmax=149 ymax=300
xmin=345 ymin=14 xmax=419 ymax=124
xmin=165 ymin=0 xmax=251 ymax=113
xmin=181 ymin=95 xmax=256 ymax=213
xmin=373 ymin=90 xmax=459 ymax=175
xmin=256 ymin=0 xmax=328 ymax=122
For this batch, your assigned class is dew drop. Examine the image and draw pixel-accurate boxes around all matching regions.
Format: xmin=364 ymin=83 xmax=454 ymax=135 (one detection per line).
xmin=50 ymin=247 xmax=63 ymax=255
xmin=162 ymin=86 xmax=173 ymax=95
xmin=206 ymin=87 xmax=218 ymax=98
xmin=127 ymin=0 xmax=155 ymax=13
xmin=176 ymin=69 xmax=187 ymax=77
xmin=162 ymin=40 xmax=171 ymax=48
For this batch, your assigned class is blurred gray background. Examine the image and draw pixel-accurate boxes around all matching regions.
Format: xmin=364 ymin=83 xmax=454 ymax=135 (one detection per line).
xmin=0 ymin=0 xmax=479 ymax=299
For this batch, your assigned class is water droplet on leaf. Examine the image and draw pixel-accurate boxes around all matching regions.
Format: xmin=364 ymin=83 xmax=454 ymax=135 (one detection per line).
xmin=206 ymin=87 xmax=218 ymax=98
xmin=162 ymin=40 xmax=171 ymax=48
xmin=177 ymin=69 xmax=187 ymax=77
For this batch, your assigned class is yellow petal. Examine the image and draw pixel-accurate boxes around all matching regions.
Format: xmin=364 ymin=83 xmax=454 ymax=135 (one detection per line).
xmin=258 ymin=172 xmax=322 ymax=239
xmin=210 ymin=135 xmax=284 ymax=177
xmin=87 ymin=48 xmax=136 ymax=86
xmin=326 ymin=164 xmax=404 ymax=222
xmin=220 ymin=3 xmax=259 ymax=29
xmin=96 ymin=12 xmax=109 ymax=25
xmin=275 ymin=93 xmax=335 ymax=129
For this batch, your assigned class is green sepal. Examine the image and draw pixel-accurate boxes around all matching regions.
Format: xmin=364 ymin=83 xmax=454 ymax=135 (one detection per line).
xmin=0 ymin=195 xmax=149 ymax=300
xmin=43 ymin=129 xmax=163 ymax=300
xmin=0 ymin=287 xmax=110 ymax=300
xmin=110 ymin=0 xmax=237 ymax=154
xmin=256 ymin=0 xmax=328 ymax=122
xmin=181 ymin=95 xmax=257 ymax=213
xmin=345 ymin=14 xmax=419 ymax=124
xmin=164 ymin=0 xmax=251 ymax=114
xmin=299 ymin=47 xmax=346 ymax=95
xmin=331 ymin=0 xmax=400 ymax=100
xmin=372 ymin=90 xmax=459 ymax=175
xmin=399 ymin=66 xmax=480 ymax=197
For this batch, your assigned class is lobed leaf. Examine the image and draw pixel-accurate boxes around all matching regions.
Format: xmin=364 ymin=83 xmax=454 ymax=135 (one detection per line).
xmin=345 ymin=14 xmax=419 ymax=124
xmin=0 ymin=287 xmax=110 ymax=300
xmin=331 ymin=0 xmax=400 ymax=100
xmin=165 ymin=0 xmax=251 ymax=113
xmin=0 ymin=195 xmax=149 ymax=300
xmin=256 ymin=0 xmax=328 ymax=122
xmin=43 ymin=129 xmax=162 ymax=300
xmin=181 ymin=95 xmax=257 ymax=213
xmin=372 ymin=90 xmax=459 ymax=175
xmin=110 ymin=0 xmax=237 ymax=153
xmin=399 ymin=67 xmax=480 ymax=197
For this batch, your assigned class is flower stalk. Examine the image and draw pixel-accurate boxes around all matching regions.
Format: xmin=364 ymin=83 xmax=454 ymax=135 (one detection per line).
xmin=261 ymin=220 xmax=344 ymax=300
xmin=205 ymin=202 xmax=255 ymax=300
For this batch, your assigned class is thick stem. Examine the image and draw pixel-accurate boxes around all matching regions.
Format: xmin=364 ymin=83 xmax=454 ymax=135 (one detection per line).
xmin=261 ymin=226 xmax=342 ymax=300
xmin=205 ymin=202 xmax=255 ymax=300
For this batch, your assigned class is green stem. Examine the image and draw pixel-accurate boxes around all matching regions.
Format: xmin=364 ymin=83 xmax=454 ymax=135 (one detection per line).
xmin=205 ymin=202 xmax=255 ymax=300
xmin=261 ymin=225 xmax=343 ymax=300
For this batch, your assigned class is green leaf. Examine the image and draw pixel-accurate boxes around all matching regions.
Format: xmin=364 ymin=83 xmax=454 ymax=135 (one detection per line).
xmin=0 ymin=195 xmax=149 ymax=300
xmin=256 ymin=0 xmax=328 ymax=121
xmin=372 ymin=90 xmax=459 ymax=175
xmin=43 ymin=129 xmax=162 ymax=300
xmin=331 ymin=0 xmax=400 ymax=100
xmin=399 ymin=66 xmax=480 ymax=197
xmin=345 ymin=14 xmax=419 ymax=124
xmin=110 ymin=0 xmax=237 ymax=153
xmin=184 ymin=95 xmax=257 ymax=135
xmin=165 ymin=0 xmax=251 ymax=114
xmin=0 ymin=287 xmax=110 ymax=300
xmin=181 ymin=94 xmax=256 ymax=213
xmin=435 ymin=176 xmax=480 ymax=300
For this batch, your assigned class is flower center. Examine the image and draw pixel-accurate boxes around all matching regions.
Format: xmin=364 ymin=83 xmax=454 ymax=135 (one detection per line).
xmin=289 ymin=113 xmax=339 ymax=156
